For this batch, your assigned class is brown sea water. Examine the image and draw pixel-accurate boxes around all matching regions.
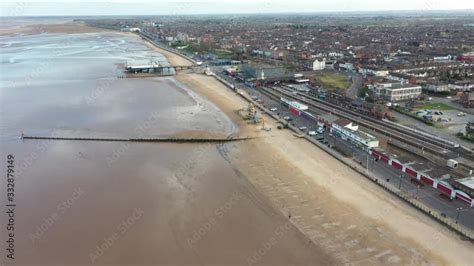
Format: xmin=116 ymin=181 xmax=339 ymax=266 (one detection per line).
xmin=0 ymin=31 xmax=332 ymax=264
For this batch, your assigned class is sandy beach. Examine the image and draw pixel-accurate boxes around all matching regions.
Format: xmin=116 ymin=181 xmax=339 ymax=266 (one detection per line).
xmin=141 ymin=40 xmax=194 ymax=67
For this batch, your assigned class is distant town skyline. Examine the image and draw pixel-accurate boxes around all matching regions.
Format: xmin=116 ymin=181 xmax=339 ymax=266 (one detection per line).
xmin=1 ymin=1 xmax=473 ymax=17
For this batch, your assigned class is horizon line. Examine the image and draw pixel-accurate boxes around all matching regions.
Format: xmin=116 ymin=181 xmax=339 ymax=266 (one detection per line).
xmin=2 ymin=9 xmax=474 ymax=18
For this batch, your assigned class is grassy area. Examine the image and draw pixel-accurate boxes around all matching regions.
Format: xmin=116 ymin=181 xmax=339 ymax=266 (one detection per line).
xmin=170 ymin=41 xmax=207 ymax=54
xmin=414 ymin=103 xmax=453 ymax=111
xmin=457 ymin=132 xmax=474 ymax=143
xmin=214 ymin=49 xmax=234 ymax=59
xmin=316 ymin=73 xmax=350 ymax=91
xmin=182 ymin=43 xmax=207 ymax=54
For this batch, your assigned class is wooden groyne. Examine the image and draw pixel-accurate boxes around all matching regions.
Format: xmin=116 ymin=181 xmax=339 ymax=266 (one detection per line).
xmin=22 ymin=135 xmax=256 ymax=143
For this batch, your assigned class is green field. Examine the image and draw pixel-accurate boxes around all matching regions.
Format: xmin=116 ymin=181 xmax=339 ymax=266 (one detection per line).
xmin=214 ymin=49 xmax=234 ymax=59
xmin=415 ymin=103 xmax=453 ymax=111
xmin=316 ymin=73 xmax=350 ymax=90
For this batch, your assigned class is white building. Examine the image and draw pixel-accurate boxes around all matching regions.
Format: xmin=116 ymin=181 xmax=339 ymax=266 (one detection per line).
xmin=370 ymin=83 xmax=422 ymax=102
xmin=448 ymin=82 xmax=474 ymax=91
xmin=425 ymin=83 xmax=450 ymax=92
xmin=331 ymin=118 xmax=379 ymax=149
xmin=359 ymin=67 xmax=389 ymax=77
xmin=328 ymin=52 xmax=344 ymax=58
xmin=312 ymin=58 xmax=326 ymax=70
xmin=433 ymin=55 xmax=453 ymax=62
xmin=127 ymin=27 xmax=141 ymax=32
xmin=176 ymin=32 xmax=189 ymax=42
xmin=339 ymin=62 xmax=355 ymax=71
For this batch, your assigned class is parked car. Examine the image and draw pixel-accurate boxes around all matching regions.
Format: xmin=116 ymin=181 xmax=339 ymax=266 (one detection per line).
xmin=299 ymin=126 xmax=307 ymax=131
xmin=270 ymin=108 xmax=278 ymax=112
xmin=308 ymin=131 xmax=317 ymax=136
xmin=284 ymin=116 xmax=293 ymax=121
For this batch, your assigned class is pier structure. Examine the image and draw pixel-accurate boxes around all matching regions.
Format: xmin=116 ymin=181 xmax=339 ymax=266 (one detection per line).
xmin=123 ymin=58 xmax=194 ymax=77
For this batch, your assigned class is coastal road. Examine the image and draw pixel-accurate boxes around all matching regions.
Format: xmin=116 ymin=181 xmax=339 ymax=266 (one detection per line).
xmin=329 ymin=135 xmax=474 ymax=229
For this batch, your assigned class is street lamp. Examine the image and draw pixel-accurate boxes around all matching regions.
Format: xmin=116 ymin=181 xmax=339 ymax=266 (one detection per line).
xmin=456 ymin=207 xmax=462 ymax=224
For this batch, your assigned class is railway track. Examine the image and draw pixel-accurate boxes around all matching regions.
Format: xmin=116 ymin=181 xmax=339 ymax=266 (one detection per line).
xmin=297 ymin=91 xmax=466 ymax=152
xmin=259 ymin=86 xmax=473 ymax=165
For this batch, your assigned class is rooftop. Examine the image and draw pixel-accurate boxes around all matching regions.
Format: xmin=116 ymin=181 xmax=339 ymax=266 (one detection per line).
xmin=457 ymin=176 xmax=474 ymax=190
xmin=333 ymin=118 xmax=352 ymax=127
xmin=350 ymin=128 xmax=378 ymax=142
xmin=319 ymin=113 xmax=339 ymax=123
xmin=390 ymin=83 xmax=421 ymax=90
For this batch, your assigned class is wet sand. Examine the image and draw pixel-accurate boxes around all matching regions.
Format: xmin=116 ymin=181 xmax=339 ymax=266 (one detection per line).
xmin=0 ymin=22 xmax=107 ymax=35
xmin=5 ymin=140 xmax=335 ymax=265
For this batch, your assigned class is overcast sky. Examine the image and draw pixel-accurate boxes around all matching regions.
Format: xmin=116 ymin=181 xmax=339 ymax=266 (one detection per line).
xmin=1 ymin=0 xmax=473 ymax=17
